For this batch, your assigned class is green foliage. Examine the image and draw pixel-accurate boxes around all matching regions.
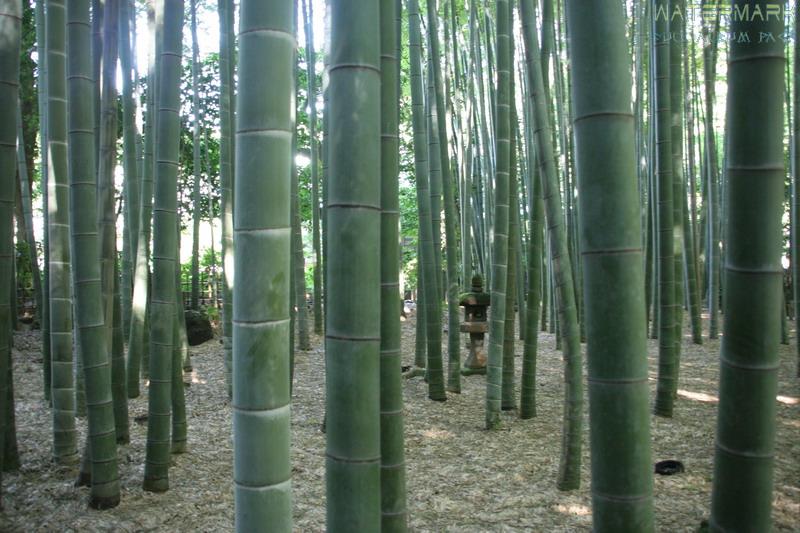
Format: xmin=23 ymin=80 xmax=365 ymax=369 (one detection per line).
xmin=399 ymin=183 xmax=419 ymax=289
xmin=19 ymin=0 xmax=38 ymax=177
xmin=178 ymin=53 xmax=220 ymax=228
xmin=181 ymin=247 xmax=220 ymax=285
xmin=14 ymin=240 xmax=35 ymax=296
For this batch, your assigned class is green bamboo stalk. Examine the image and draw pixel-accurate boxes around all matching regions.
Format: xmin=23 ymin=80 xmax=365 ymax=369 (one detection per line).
xmin=14 ymin=109 xmax=43 ymax=328
xmin=126 ymin=2 xmax=154 ymax=398
xmin=552 ymin=5 xmax=582 ymax=343
xmin=34 ymin=0 xmax=52 ymax=403
xmin=408 ymin=0 xmax=444 ymax=398
xmin=668 ymin=0 xmax=685 ymax=403
xmin=563 ymin=1 xmax=654 ymax=529
xmin=302 ymin=0 xmax=322 ymax=336
xmin=684 ymin=29 xmax=703 ymax=347
xmin=710 ymin=3 xmax=784 ymax=529
xmin=413 ymin=254 xmax=426 ymax=372
xmin=519 ymin=79 xmax=543 ymax=420
xmin=218 ymin=0 xmax=234 ymax=399
xmin=702 ymin=0 xmax=721 ymax=339
xmin=291 ymin=152 xmax=310 ymax=351
xmin=379 ymin=1 xmax=407 ymax=528
xmin=0 ymin=0 xmax=21 ymax=506
xmin=96 ymin=0 xmax=118 ymax=383
xmin=501 ymin=147 xmax=517 ymax=412
xmin=231 ymin=1 xmax=293 ymax=529
xmin=171 ymin=237 xmax=186 ymax=454
xmin=519 ymin=0 xmax=583 ymax=490
xmin=8 ymin=267 xmax=14 ymax=333
xmin=794 ymin=0 xmax=799 ymax=376
xmin=683 ymin=176 xmax=702 ymax=345
xmin=652 ymin=0 xmax=677 ymax=418
xmin=289 ymin=128 xmax=297 ymax=388
xmin=425 ymin=0 xmax=461 ymax=394
xmin=65 ymin=0 xmax=121 ymax=507
xmin=321 ymin=0 xmax=330 ymax=348
xmin=91 ymin=0 xmax=101 ymax=165
xmin=426 ymin=69 xmax=443 ymax=303
xmin=189 ymin=0 xmax=201 ymax=311
xmin=484 ymin=0 xmax=510 ymax=431
xmin=110 ymin=262 xmax=127 ymax=443
xmin=326 ymin=1 xmax=382 ymax=529
xmin=46 ymin=0 xmax=78 ymax=466
xmin=119 ymin=0 xmax=137 ymax=341
xmin=143 ymin=0 xmax=183 ymax=493
xmin=2 ymin=345 xmax=19 ymax=474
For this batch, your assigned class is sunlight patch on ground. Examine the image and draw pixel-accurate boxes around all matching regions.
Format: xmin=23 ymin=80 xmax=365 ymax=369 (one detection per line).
xmin=553 ymin=504 xmax=591 ymax=517
xmin=422 ymin=428 xmax=455 ymax=440
xmin=189 ymin=370 xmax=207 ymax=385
xmin=678 ymin=389 xmax=798 ymax=406
xmin=677 ymin=389 xmax=718 ymax=403
xmin=776 ymin=395 xmax=798 ymax=406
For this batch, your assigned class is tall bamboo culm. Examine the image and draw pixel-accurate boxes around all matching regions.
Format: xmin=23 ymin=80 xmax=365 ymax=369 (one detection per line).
xmin=519 ymin=0 xmax=583 ymax=489
xmin=379 ymin=0 xmax=407 ymax=529
xmin=232 ymin=3 xmax=294 ymax=529
xmin=65 ymin=0 xmax=120 ymax=508
xmin=34 ymin=0 xmax=51 ymax=403
xmin=143 ymin=0 xmax=183 ymax=493
xmin=217 ymin=0 xmax=234 ymax=399
xmin=326 ymin=1 xmax=382 ymax=529
xmin=46 ymin=0 xmax=79 ymax=466
xmin=563 ymin=0 xmax=654 ymax=529
xmin=652 ymin=0 xmax=677 ymax=418
xmin=484 ymin=0 xmax=510 ymax=431
xmin=408 ymin=0 xmax=444 ymax=398
xmin=710 ymin=3 xmax=785 ymax=530
xmin=0 ymin=0 xmax=21 ymax=507
xmin=127 ymin=1 xmax=155 ymax=398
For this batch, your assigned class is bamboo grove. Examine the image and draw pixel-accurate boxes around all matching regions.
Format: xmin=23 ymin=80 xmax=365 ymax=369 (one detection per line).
xmin=0 ymin=0 xmax=796 ymax=531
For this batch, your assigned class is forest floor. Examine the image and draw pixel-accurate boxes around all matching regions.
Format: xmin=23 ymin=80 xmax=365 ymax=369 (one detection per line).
xmin=0 ymin=312 xmax=797 ymax=532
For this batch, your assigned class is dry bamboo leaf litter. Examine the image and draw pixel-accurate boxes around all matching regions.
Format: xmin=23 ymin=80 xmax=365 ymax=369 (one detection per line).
xmin=0 ymin=314 xmax=797 ymax=532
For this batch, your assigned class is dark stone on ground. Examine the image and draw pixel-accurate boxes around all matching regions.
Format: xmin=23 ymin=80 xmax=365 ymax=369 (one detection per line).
xmin=185 ymin=310 xmax=213 ymax=346
xmin=655 ymin=459 xmax=685 ymax=475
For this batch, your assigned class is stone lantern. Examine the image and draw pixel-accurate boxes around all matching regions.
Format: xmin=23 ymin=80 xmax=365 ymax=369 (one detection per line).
xmin=459 ymin=274 xmax=491 ymax=372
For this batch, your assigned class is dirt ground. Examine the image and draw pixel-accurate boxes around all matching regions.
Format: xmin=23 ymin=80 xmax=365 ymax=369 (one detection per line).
xmin=0 ymin=313 xmax=797 ymax=532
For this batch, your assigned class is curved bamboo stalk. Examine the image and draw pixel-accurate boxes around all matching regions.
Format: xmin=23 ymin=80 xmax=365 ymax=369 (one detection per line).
xmin=519 ymin=0 xmax=582 ymax=489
